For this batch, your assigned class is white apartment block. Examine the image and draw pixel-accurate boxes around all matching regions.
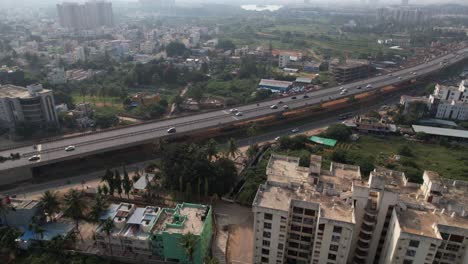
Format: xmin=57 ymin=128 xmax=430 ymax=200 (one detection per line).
xmin=0 ymin=84 xmax=59 ymax=130
xmin=430 ymin=82 xmax=468 ymax=120
xmin=252 ymin=154 xmax=468 ymax=264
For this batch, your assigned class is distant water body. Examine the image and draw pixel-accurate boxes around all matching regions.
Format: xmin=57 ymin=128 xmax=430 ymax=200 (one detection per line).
xmin=240 ymin=4 xmax=283 ymax=12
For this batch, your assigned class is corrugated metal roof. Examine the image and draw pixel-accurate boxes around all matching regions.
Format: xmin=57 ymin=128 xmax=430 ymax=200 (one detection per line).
xmin=309 ymin=136 xmax=337 ymax=147
xmin=412 ymin=125 xmax=468 ymax=139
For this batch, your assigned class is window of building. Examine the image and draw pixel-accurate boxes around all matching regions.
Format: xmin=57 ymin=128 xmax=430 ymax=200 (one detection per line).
xmin=289 ymin=242 xmax=299 ymax=248
xmin=290 ymin=233 xmax=300 ymax=240
xmin=264 ymin=222 xmax=272 ymax=229
xmin=261 ymin=257 xmax=269 ymax=263
xmin=329 ymin=244 xmax=339 ymax=252
xmin=442 ymin=253 xmax=456 ymax=261
xmin=318 ymin=224 xmax=325 ymax=231
xmin=304 ymin=209 xmax=315 ymax=216
xmin=263 ymin=231 xmax=271 ymax=239
xmin=333 ymin=226 xmax=342 ymax=234
xmin=409 ymin=240 xmax=420 ymax=248
xmin=263 ymin=240 xmax=270 ymax=247
xmin=406 ymin=249 xmax=416 ymax=257
xmin=445 ymin=243 xmax=460 ymax=252
xmin=262 ymin=248 xmax=270 ymax=255
xmin=403 ymin=260 xmax=413 ymax=264
xmin=264 ymin=213 xmax=273 ymax=220
xmin=293 ymin=207 xmax=304 ymax=214
xmin=280 ymin=225 xmax=286 ymax=232
xmin=301 ymin=235 xmax=312 ymax=242
xmin=292 ymin=215 xmax=303 ymax=223
xmin=288 ymin=250 xmax=298 ymax=256
xmin=302 ymin=227 xmax=313 ymax=234
xmin=331 ymin=235 xmax=340 ymax=243
xmin=298 ymin=252 xmax=309 ymax=259
xmin=278 ymin=243 xmax=284 ymax=250
xmin=449 ymin=234 xmax=464 ymax=243
xmin=303 ymin=217 xmax=314 ymax=225
xmin=328 ymin=253 xmax=336 ymax=260
xmin=291 ymin=225 xmax=301 ymax=232
xmin=300 ymin=244 xmax=310 ymax=251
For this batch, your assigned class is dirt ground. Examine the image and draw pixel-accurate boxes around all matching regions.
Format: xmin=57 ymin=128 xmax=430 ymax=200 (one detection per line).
xmin=214 ymin=202 xmax=254 ymax=264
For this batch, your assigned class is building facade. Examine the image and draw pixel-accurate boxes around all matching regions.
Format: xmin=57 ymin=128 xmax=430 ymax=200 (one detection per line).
xmin=57 ymin=1 xmax=113 ymax=29
xmin=96 ymin=202 xmax=212 ymax=264
xmin=252 ymin=154 xmax=468 ymax=264
xmin=0 ymin=84 xmax=59 ymax=131
xmin=331 ymin=60 xmax=372 ymax=83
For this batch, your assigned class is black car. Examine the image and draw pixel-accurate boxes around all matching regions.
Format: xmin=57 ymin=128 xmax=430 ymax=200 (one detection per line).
xmin=278 ymin=101 xmax=283 ymax=104
xmin=291 ymin=96 xmax=297 ymax=99
xmin=303 ymin=95 xmax=309 ymax=98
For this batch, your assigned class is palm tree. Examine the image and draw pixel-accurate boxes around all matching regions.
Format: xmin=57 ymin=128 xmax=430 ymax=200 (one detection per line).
xmin=63 ymin=189 xmax=87 ymax=238
xmin=40 ymin=190 xmax=60 ymax=220
xmin=179 ymin=232 xmax=199 ymax=264
xmin=247 ymin=123 xmax=259 ymax=145
xmin=29 ymin=215 xmax=45 ymax=240
xmin=90 ymin=194 xmax=107 ymax=222
xmin=114 ymin=170 xmax=122 ymax=198
xmin=205 ymin=139 xmax=218 ymax=160
xmin=122 ymin=168 xmax=132 ymax=199
xmin=101 ymin=217 xmax=114 ymax=256
xmin=225 ymin=138 xmax=239 ymax=159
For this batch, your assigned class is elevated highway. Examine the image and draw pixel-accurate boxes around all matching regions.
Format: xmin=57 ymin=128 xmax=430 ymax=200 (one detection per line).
xmin=1 ymin=47 xmax=468 ymax=183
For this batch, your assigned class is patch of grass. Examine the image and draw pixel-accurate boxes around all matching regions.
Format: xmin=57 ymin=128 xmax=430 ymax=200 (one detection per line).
xmin=348 ymin=135 xmax=468 ymax=181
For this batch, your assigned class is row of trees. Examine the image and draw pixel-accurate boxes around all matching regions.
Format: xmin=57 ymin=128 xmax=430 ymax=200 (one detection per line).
xmin=158 ymin=139 xmax=239 ymax=199
xmin=99 ymin=167 xmax=133 ymax=199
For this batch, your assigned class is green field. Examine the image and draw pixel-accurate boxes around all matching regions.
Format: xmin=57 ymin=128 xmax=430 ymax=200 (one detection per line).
xmin=340 ymin=135 xmax=468 ymax=181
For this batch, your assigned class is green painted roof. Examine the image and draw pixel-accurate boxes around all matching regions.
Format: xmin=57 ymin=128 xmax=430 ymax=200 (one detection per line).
xmin=309 ymin=136 xmax=337 ymax=147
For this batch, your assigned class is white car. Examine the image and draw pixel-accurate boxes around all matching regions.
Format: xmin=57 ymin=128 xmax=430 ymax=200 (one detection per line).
xmin=291 ymin=128 xmax=300 ymax=133
xmin=412 ymin=72 xmax=417 ymax=75
xmin=270 ymin=105 xmax=278 ymax=109
xmin=340 ymin=86 xmax=345 ymax=90
xmin=229 ymin=108 xmax=238 ymax=113
xmin=366 ymin=84 xmax=372 ymax=89
xmin=235 ymin=112 xmax=243 ymax=116
xmin=167 ymin=127 xmax=176 ymax=133
xmin=283 ymin=105 xmax=289 ymax=109
xmin=398 ymin=76 xmax=402 ymax=80
xmin=65 ymin=146 xmax=75 ymax=152
xmin=28 ymin=155 xmax=40 ymax=162
xmin=274 ymin=136 xmax=281 ymax=141
xmin=340 ymin=91 xmax=346 ymax=95
xmin=342 ymin=88 xmax=348 ymax=92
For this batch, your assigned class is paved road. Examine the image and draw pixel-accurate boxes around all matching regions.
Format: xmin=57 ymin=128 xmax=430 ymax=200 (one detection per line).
xmin=1 ymin=47 xmax=467 ymax=171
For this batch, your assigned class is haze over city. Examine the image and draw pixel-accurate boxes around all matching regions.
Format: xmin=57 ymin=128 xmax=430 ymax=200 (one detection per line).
xmin=0 ymin=0 xmax=468 ymax=264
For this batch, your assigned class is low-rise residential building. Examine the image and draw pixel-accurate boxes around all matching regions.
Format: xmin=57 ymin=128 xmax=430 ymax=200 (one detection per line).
xmin=257 ymin=79 xmax=293 ymax=93
xmin=96 ymin=202 xmax=212 ymax=264
xmin=0 ymin=197 xmax=41 ymax=229
xmin=252 ymin=154 xmax=468 ymax=264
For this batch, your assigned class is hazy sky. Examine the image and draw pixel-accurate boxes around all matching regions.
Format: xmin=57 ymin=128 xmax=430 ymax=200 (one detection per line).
xmin=0 ymin=0 xmax=466 ymax=7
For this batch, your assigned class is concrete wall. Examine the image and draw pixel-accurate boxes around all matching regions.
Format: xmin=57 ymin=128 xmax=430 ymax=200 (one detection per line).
xmin=0 ymin=166 xmax=33 ymax=185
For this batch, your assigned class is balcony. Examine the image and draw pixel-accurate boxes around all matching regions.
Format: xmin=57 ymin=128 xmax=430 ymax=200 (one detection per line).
xmin=358 ymin=232 xmax=372 ymax=242
xmin=357 ymin=240 xmax=370 ymax=251
xmin=363 ymin=213 xmax=376 ymax=224
xmin=355 ymin=248 xmax=368 ymax=258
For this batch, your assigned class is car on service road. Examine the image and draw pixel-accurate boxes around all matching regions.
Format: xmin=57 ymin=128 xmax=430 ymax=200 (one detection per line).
xmin=65 ymin=146 xmax=75 ymax=152
xmin=167 ymin=127 xmax=176 ymax=133
xmin=28 ymin=155 xmax=40 ymax=162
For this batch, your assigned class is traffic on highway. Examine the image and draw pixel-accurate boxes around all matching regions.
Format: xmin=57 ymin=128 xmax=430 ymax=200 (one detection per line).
xmin=0 ymin=47 xmax=467 ymax=171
